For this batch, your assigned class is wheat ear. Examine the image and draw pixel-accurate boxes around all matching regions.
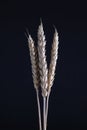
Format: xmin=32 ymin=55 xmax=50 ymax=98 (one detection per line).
xmin=28 ymin=35 xmax=42 ymax=130
xmin=37 ymin=21 xmax=48 ymax=97
xmin=48 ymin=28 xmax=59 ymax=92
xmin=28 ymin=35 xmax=40 ymax=89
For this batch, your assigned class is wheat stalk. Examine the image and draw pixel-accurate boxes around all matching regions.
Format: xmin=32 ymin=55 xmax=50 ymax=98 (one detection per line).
xmin=45 ymin=28 xmax=59 ymax=129
xmin=37 ymin=21 xmax=48 ymax=130
xmin=28 ymin=35 xmax=42 ymax=130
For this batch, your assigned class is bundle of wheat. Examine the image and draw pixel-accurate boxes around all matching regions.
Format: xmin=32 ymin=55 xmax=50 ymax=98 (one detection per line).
xmin=27 ymin=21 xmax=59 ymax=130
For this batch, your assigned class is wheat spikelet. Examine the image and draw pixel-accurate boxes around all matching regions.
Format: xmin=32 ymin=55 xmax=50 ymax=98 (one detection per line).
xmin=48 ymin=28 xmax=59 ymax=92
xmin=28 ymin=35 xmax=39 ymax=90
xmin=37 ymin=22 xmax=48 ymax=97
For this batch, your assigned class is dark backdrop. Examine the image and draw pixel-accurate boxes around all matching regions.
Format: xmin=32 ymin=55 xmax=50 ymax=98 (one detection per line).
xmin=0 ymin=0 xmax=87 ymax=129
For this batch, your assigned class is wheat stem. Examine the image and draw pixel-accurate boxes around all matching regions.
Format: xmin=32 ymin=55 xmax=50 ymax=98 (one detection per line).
xmin=43 ymin=97 xmax=46 ymax=130
xmin=36 ymin=89 xmax=42 ymax=130
xmin=45 ymin=91 xmax=50 ymax=129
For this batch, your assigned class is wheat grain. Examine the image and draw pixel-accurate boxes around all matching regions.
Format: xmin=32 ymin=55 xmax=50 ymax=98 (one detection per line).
xmin=37 ymin=22 xmax=48 ymax=97
xmin=48 ymin=28 xmax=59 ymax=92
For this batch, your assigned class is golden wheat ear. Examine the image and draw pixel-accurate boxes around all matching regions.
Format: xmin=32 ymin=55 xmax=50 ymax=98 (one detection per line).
xmin=48 ymin=27 xmax=59 ymax=93
xmin=37 ymin=21 xmax=48 ymax=97
xmin=28 ymin=34 xmax=40 ymax=90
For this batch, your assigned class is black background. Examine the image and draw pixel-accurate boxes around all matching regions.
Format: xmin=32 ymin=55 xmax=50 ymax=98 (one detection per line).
xmin=0 ymin=0 xmax=87 ymax=129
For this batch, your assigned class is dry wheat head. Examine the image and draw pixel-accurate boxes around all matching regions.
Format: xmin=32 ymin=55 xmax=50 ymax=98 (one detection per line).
xmin=37 ymin=22 xmax=48 ymax=97
xmin=28 ymin=35 xmax=40 ymax=90
xmin=48 ymin=28 xmax=59 ymax=92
